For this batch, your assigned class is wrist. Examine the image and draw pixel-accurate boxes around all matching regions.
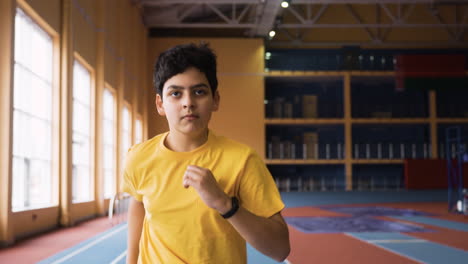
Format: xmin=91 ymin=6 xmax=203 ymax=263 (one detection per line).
xmin=216 ymin=195 xmax=232 ymax=215
xmin=220 ymin=197 xmax=239 ymax=219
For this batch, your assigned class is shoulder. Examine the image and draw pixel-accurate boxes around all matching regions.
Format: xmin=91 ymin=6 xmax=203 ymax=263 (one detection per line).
xmin=212 ymin=133 xmax=258 ymax=158
xmin=125 ymin=132 xmax=166 ymax=169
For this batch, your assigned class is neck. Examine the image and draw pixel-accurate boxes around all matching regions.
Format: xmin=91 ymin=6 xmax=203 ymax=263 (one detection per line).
xmin=165 ymin=129 xmax=209 ymax=152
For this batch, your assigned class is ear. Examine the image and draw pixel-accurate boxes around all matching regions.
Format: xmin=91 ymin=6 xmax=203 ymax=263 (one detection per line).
xmin=212 ymin=91 xmax=220 ymax=112
xmin=155 ymin=94 xmax=166 ymax=116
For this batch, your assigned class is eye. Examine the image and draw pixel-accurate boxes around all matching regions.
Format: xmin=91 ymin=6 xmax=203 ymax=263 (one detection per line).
xmin=170 ymin=91 xmax=181 ymax=97
xmin=194 ymin=89 xmax=207 ymax=96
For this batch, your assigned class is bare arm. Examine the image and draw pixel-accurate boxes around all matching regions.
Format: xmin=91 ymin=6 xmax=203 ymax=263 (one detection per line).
xmin=126 ymin=198 xmax=145 ymax=264
xmin=226 ymin=207 xmax=290 ymax=262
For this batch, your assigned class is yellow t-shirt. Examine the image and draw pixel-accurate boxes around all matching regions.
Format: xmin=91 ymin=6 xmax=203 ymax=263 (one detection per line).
xmin=121 ymin=130 xmax=284 ymax=264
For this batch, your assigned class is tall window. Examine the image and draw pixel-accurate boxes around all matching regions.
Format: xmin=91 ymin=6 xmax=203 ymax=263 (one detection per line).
xmin=121 ymin=105 xmax=131 ymax=173
xmin=102 ymin=88 xmax=116 ymax=198
xmin=72 ymin=60 xmax=93 ymax=202
xmin=12 ymin=9 xmax=54 ymax=211
xmin=135 ymin=117 xmax=143 ymax=144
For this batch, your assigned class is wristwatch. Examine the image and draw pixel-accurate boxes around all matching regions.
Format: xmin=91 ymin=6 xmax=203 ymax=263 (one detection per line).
xmin=221 ymin=197 xmax=239 ymax=219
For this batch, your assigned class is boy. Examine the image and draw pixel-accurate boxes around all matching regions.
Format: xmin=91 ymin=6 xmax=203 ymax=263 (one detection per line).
xmin=123 ymin=43 xmax=290 ymax=264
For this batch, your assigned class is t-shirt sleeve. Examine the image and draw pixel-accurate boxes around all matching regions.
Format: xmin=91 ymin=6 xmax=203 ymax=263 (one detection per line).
xmin=238 ymin=150 xmax=285 ymax=218
xmin=120 ymin=146 xmax=143 ymax=202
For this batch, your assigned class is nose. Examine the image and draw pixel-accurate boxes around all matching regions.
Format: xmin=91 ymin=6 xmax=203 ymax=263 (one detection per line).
xmin=182 ymin=94 xmax=195 ymax=109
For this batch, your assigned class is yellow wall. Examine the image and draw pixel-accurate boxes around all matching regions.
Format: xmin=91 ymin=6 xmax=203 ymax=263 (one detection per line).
xmin=0 ymin=0 xmax=149 ymax=244
xmin=147 ymin=38 xmax=266 ymax=157
xmin=0 ymin=0 xmax=15 ymax=246
xmin=24 ymin=0 xmax=61 ymax=33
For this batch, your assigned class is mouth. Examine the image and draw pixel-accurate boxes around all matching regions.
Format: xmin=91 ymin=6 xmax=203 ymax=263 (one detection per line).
xmin=182 ymin=114 xmax=199 ymax=120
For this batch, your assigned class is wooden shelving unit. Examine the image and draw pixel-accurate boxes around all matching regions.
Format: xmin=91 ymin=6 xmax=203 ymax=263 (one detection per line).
xmin=266 ymin=159 xmax=344 ymax=165
xmin=264 ymin=70 xmax=468 ymax=191
xmin=265 ymin=118 xmax=344 ymax=125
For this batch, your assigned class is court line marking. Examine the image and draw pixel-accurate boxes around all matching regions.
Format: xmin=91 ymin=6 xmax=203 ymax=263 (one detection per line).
xmin=367 ymin=239 xmax=426 ymax=244
xmin=110 ymin=250 xmax=127 ymax=264
xmin=49 ymin=224 xmax=127 ymax=264
xmin=344 ymin=233 xmax=426 ymax=264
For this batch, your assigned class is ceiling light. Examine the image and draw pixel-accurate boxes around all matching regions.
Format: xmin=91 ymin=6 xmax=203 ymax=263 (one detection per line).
xmin=281 ymin=1 xmax=290 ymax=8
xmin=269 ymin=30 xmax=276 ymax=38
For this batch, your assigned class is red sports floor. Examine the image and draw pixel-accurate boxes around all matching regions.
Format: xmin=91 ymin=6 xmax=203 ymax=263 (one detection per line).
xmin=283 ymin=202 xmax=468 ymax=264
xmin=1 ymin=191 xmax=468 ymax=264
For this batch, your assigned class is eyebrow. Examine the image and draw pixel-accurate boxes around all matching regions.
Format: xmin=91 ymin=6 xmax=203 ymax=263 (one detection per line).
xmin=166 ymin=83 xmax=209 ymax=91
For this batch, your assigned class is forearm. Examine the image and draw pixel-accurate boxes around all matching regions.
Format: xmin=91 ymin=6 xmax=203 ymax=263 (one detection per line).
xmin=127 ymin=199 xmax=145 ymax=264
xmin=226 ymin=206 xmax=290 ymax=262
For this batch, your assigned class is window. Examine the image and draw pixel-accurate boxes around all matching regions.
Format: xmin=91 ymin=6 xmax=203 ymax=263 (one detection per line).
xmin=121 ymin=105 xmax=131 ymax=173
xmin=12 ymin=8 xmax=54 ymax=211
xmin=72 ymin=60 xmax=93 ymax=202
xmin=135 ymin=117 xmax=143 ymax=144
xmin=102 ymin=88 xmax=116 ymax=198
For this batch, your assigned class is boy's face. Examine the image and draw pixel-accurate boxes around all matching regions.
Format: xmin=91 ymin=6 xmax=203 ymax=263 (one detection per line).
xmin=155 ymin=67 xmax=220 ymax=136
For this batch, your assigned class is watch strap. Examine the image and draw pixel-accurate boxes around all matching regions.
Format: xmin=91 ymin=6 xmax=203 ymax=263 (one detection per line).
xmin=221 ymin=197 xmax=239 ymax=219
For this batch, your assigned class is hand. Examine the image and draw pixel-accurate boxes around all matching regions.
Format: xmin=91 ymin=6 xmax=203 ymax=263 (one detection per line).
xmin=183 ymin=165 xmax=231 ymax=214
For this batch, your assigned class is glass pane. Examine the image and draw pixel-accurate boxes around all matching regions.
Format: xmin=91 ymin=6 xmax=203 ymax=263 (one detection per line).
xmin=104 ymin=145 xmax=114 ymax=170
xmin=73 ymin=165 xmax=91 ymax=202
xmin=31 ymin=75 xmax=52 ymax=120
xmin=73 ymin=61 xmax=90 ymax=103
xmin=12 ymin=157 xmax=26 ymax=210
xmin=122 ymin=106 xmax=130 ymax=131
xmin=73 ymin=101 xmax=90 ymax=136
xmin=30 ymin=118 xmax=51 ymax=159
xmin=13 ymin=110 xmax=30 ymax=158
xmin=103 ymin=89 xmax=114 ymax=120
xmin=103 ymin=120 xmax=114 ymax=145
xmin=13 ymin=65 xmax=32 ymax=113
xmin=135 ymin=119 xmax=142 ymax=144
xmin=103 ymin=169 xmax=115 ymax=198
xmin=29 ymin=159 xmax=52 ymax=206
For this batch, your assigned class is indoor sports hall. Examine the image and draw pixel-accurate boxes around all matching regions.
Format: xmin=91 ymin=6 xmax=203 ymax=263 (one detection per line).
xmin=1 ymin=0 xmax=467 ymax=264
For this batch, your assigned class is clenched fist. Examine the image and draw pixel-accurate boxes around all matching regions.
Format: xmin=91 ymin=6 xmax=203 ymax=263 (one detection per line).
xmin=183 ymin=165 xmax=231 ymax=214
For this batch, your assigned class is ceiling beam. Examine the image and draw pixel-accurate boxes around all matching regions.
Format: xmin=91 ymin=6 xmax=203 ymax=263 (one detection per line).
xmin=141 ymin=0 xmax=259 ymax=6
xmin=148 ymin=22 xmax=468 ymax=28
xmin=251 ymin=0 xmax=282 ymax=36
xmin=288 ymin=0 xmax=468 ymax=4
xmin=141 ymin=0 xmax=468 ymax=4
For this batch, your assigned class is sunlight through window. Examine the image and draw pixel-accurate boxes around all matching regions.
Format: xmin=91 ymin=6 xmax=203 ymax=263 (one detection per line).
xmin=12 ymin=8 xmax=54 ymax=211
xmin=72 ymin=60 xmax=93 ymax=203
xmin=103 ymin=88 xmax=116 ymax=198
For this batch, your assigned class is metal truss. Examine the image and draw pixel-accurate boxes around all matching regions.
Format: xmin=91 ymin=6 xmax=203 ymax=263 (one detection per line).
xmin=138 ymin=0 xmax=468 ymax=46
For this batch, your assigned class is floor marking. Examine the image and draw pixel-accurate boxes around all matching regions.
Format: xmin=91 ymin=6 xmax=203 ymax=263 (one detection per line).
xmin=392 ymin=216 xmax=468 ymax=232
xmin=109 ymin=250 xmax=127 ymax=264
xmin=344 ymin=233 xmax=426 ymax=264
xmin=367 ymin=239 xmax=426 ymax=244
xmin=345 ymin=232 xmax=468 ymax=264
xmin=49 ymin=224 xmax=127 ymax=264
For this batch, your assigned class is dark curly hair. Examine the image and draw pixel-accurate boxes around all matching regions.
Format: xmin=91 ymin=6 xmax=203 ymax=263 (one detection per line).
xmin=153 ymin=43 xmax=218 ymax=98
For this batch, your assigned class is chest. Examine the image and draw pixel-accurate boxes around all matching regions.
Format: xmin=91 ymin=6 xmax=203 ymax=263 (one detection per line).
xmin=138 ymin=156 xmax=242 ymax=220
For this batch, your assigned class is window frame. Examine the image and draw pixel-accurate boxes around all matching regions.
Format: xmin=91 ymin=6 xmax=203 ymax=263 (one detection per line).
xmin=71 ymin=53 xmax=96 ymax=204
xmin=102 ymin=84 xmax=117 ymax=199
xmin=120 ymin=102 xmax=132 ymax=175
xmin=11 ymin=6 xmax=59 ymax=212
